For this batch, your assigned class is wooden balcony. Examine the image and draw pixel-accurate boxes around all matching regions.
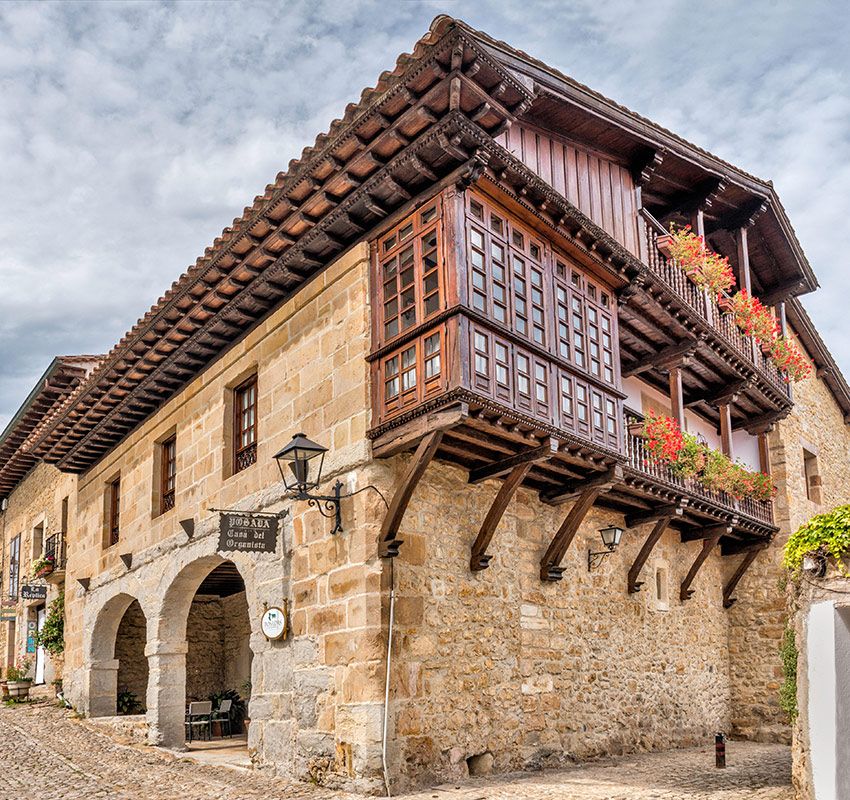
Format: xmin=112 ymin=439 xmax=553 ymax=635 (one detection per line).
xmin=368 ymin=183 xmax=774 ymax=590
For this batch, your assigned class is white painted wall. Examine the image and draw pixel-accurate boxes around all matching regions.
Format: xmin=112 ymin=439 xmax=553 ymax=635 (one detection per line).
xmin=622 ymin=376 xmax=760 ymax=471
xmin=808 ymin=601 xmax=837 ymax=800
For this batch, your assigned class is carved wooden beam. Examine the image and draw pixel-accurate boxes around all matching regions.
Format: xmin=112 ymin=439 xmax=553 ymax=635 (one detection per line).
xmin=470 ymin=463 xmax=533 ymax=571
xmin=658 ymin=177 xmax=728 ymax=221
xmin=468 ymin=437 xmax=559 ymax=484
xmin=630 ymin=147 xmax=665 ymax=187
xmin=621 ymin=339 xmax=698 ymax=378
xmin=540 ymin=464 xmax=623 ymax=506
xmin=625 ymin=501 xmax=686 ymax=529
xmin=723 ymin=545 xmax=766 ymax=608
xmin=627 ymin=501 xmax=687 ymax=593
xmin=736 ymin=409 xmax=786 ymax=434
xmin=759 ymin=277 xmax=809 ymax=307
xmin=679 ymin=525 xmax=730 ymax=601
xmin=371 ymin=403 xmax=468 ymax=458
xmin=378 ymin=430 xmax=443 ymax=558
xmin=706 ymin=197 xmax=769 ymax=234
xmin=685 ymin=379 xmax=750 ymax=409
xmin=540 ymin=468 xmax=620 ymax=582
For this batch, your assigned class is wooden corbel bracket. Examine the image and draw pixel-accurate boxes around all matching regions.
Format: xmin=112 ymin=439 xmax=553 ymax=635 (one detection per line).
xmin=626 ymin=499 xmax=688 ymax=594
xmin=539 ymin=465 xmax=622 ymax=582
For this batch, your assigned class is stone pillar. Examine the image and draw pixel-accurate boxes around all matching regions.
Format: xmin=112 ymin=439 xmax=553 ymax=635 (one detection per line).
xmin=88 ymin=658 xmax=120 ymax=717
xmin=145 ymin=641 xmax=189 ymax=749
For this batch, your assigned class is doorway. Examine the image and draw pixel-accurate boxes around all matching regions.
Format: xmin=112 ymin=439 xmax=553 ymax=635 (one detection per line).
xmin=34 ymin=605 xmax=46 ymax=685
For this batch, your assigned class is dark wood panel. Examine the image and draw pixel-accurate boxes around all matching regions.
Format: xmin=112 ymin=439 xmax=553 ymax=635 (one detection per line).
xmin=496 ymin=123 xmax=640 ymax=255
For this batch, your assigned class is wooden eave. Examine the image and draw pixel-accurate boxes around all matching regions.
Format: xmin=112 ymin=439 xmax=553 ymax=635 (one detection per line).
xmin=0 ymin=356 xmax=101 ymax=498
xmin=443 ymin=15 xmax=817 ymax=296
xmin=786 ymin=298 xmax=850 ymax=424
xmin=30 ymin=27 xmax=536 ymax=473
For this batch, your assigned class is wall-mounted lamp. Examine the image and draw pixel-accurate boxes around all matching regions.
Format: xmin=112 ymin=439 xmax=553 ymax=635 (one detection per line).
xmin=274 ymin=433 xmax=344 ymax=534
xmin=588 ymin=525 xmax=623 ymax=571
xmin=802 ymin=552 xmax=827 ymax=578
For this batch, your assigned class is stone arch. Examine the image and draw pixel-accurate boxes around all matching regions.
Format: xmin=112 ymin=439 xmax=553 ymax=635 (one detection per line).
xmin=86 ymin=591 xmax=150 ymax=717
xmin=146 ymin=552 xmax=259 ymax=748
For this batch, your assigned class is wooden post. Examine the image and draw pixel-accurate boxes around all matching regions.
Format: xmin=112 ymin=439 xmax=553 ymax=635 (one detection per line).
xmin=735 ymin=227 xmax=752 ymax=295
xmin=718 ymin=403 xmax=733 ymax=459
xmin=777 ymin=301 xmax=788 ymax=337
xmin=758 ymin=432 xmax=771 ymax=477
xmin=669 ymin=366 xmax=685 ymax=429
xmin=690 ymin=209 xmax=705 ymax=239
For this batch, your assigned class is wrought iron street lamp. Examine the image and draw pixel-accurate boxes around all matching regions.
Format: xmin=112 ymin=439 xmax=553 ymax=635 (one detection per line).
xmin=588 ymin=525 xmax=623 ymax=571
xmin=274 ymin=433 xmax=344 ymax=534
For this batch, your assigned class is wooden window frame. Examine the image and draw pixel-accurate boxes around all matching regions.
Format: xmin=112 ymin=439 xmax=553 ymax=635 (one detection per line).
xmin=233 ymin=375 xmax=258 ymax=474
xmin=375 ymin=199 xmax=444 ymax=348
xmin=160 ymin=434 xmax=177 ymax=513
xmin=108 ymin=477 xmax=121 ymax=547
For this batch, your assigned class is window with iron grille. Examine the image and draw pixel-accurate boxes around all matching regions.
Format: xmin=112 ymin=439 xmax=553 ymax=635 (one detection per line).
xmin=8 ymin=534 xmax=20 ymax=599
xmin=233 ymin=376 xmax=258 ymax=473
xmin=161 ymin=435 xmax=177 ymax=512
xmin=108 ymin=478 xmax=121 ymax=546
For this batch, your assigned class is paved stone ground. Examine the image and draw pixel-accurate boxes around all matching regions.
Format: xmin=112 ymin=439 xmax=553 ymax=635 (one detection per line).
xmin=0 ymin=702 xmax=792 ymax=800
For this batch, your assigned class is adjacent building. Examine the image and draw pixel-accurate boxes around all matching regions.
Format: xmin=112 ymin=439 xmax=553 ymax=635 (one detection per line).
xmin=1 ymin=16 xmax=848 ymax=794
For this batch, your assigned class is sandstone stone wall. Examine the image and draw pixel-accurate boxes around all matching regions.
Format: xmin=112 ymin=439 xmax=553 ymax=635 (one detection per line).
xmin=186 ymin=595 xmax=225 ymax=701
xmin=727 ymin=342 xmax=850 ymax=744
xmin=222 ymin=591 xmax=252 ymax=692
xmin=115 ymin=599 xmax=148 ymax=706
xmin=62 ymin=243 xmax=388 ymax=793
xmin=383 ymin=457 xmax=732 ymax=792
xmin=0 ymin=462 xmax=75 ymax=680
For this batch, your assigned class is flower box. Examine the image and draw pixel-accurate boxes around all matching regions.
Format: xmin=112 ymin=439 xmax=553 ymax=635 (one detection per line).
xmin=656 ymin=234 xmax=675 ymax=259
xmin=36 ymin=564 xmax=54 ymax=578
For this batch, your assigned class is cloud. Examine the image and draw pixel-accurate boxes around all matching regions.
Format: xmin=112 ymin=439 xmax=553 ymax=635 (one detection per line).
xmin=0 ymin=0 xmax=848 ymax=429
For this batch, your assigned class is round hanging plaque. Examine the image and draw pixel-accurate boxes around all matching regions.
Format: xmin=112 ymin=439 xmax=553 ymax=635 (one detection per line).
xmin=261 ymin=605 xmax=288 ymax=640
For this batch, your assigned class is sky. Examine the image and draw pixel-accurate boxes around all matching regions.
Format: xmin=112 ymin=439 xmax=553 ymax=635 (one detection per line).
xmin=1 ymin=0 xmax=849 ymax=428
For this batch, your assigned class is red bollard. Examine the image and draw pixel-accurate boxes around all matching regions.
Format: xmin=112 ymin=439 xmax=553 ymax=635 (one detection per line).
xmin=715 ymin=732 xmax=726 ymax=768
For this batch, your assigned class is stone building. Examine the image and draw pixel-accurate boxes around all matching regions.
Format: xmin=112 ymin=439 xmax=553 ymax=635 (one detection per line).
xmin=1 ymin=15 xmax=848 ymax=795
xmin=0 ymin=357 xmax=100 ymax=685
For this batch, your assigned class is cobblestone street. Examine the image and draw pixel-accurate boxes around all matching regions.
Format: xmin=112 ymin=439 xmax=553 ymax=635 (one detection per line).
xmin=0 ymin=703 xmax=792 ymax=800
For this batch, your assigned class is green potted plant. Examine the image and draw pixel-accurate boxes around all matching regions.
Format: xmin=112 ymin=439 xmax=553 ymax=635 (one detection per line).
xmin=6 ymin=659 xmax=33 ymax=700
xmin=31 ymin=553 xmax=56 ymax=578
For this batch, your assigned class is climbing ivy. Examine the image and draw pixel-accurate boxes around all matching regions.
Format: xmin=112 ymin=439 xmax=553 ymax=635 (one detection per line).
xmin=35 ymin=593 xmax=64 ymax=656
xmin=779 ymin=623 xmax=798 ymax=720
xmin=783 ymin=504 xmax=850 ymax=575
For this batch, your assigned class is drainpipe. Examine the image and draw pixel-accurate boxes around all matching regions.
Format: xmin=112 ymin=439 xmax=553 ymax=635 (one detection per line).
xmin=381 ymin=557 xmax=396 ymax=797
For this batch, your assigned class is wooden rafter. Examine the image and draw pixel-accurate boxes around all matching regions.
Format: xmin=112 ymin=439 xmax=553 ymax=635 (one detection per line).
xmin=539 ymin=468 xmax=620 ymax=582
xmin=470 ymin=463 xmax=532 ymax=571
xmin=540 ymin=464 xmax=623 ymax=505
xmin=627 ymin=500 xmax=687 ymax=593
xmin=723 ymin=545 xmax=766 ymax=608
xmin=378 ymin=430 xmax=443 ymax=558
xmin=679 ymin=524 xmax=730 ymax=602
xmin=621 ymin=338 xmax=698 ymax=378
xmin=468 ymin=437 xmax=558 ymax=484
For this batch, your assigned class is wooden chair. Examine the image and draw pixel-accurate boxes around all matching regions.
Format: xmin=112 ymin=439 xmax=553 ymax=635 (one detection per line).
xmin=185 ymin=701 xmax=212 ymax=742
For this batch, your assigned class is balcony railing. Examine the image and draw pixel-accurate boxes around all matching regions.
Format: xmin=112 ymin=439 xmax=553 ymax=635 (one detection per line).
xmin=641 ymin=214 xmax=790 ymax=396
xmin=625 ymin=412 xmax=773 ymax=526
xmin=43 ymin=532 xmax=66 ymax=571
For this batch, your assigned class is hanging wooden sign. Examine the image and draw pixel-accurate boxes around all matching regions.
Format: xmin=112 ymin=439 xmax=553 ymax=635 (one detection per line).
xmin=217 ymin=511 xmax=280 ymax=554
xmin=20 ymin=585 xmax=47 ymax=601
